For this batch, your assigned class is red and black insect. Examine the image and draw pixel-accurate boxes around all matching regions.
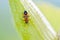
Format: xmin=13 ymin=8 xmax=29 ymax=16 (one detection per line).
xmin=23 ymin=11 xmax=29 ymax=23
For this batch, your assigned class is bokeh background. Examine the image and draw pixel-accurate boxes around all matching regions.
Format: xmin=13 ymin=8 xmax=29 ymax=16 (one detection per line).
xmin=33 ymin=0 xmax=60 ymax=32
xmin=0 ymin=0 xmax=21 ymax=40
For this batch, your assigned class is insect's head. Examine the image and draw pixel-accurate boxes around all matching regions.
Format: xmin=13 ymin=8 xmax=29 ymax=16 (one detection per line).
xmin=24 ymin=11 xmax=28 ymax=15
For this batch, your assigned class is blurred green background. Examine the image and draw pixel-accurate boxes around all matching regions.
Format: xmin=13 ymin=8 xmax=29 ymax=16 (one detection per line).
xmin=33 ymin=0 xmax=60 ymax=32
xmin=0 ymin=0 xmax=21 ymax=40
